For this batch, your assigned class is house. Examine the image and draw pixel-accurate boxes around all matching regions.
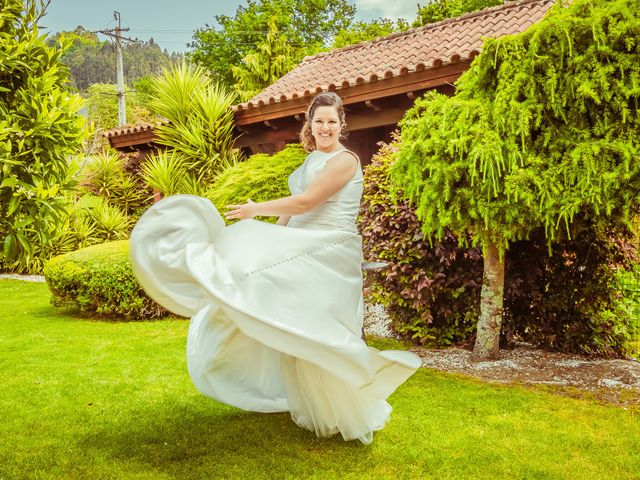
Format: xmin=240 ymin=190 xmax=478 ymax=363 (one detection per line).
xmin=104 ymin=0 xmax=554 ymax=164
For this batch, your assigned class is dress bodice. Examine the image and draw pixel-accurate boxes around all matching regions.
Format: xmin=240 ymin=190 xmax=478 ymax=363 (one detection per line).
xmin=287 ymin=148 xmax=363 ymax=232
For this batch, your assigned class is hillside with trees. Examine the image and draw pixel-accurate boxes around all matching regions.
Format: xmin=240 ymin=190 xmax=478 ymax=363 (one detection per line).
xmin=46 ymin=26 xmax=182 ymax=91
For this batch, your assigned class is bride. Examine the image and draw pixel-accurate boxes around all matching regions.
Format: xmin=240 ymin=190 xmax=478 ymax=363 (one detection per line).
xmin=130 ymin=92 xmax=421 ymax=444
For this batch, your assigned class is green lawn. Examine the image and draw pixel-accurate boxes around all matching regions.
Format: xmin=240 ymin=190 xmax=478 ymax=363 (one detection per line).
xmin=1 ymin=279 xmax=639 ymax=480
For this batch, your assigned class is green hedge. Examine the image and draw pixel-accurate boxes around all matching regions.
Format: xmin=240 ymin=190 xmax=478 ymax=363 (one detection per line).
xmin=44 ymin=240 xmax=166 ymax=319
xmin=206 ymin=144 xmax=306 ymax=222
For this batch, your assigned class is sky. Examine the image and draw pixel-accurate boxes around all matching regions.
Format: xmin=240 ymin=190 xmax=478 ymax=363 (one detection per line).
xmin=42 ymin=0 xmax=420 ymax=53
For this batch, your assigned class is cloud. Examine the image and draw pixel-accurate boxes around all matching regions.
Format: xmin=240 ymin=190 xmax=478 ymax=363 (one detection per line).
xmin=353 ymin=0 xmax=420 ymax=22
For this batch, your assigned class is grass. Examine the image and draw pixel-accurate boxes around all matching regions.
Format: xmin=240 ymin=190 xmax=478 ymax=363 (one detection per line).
xmin=1 ymin=279 xmax=639 ymax=480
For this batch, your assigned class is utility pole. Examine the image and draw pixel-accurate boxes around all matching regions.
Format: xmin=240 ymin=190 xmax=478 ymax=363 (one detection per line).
xmin=98 ymin=12 xmax=138 ymax=126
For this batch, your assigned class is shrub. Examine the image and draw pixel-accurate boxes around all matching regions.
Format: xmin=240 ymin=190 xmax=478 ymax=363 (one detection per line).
xmin=359 ymin=141 xmax=483 ymax=346
xmin=0 ymin=1 xmax=87 ymax=269
xmin=44 ymin=240 xmax=166 ymax=319
xmin=361 ymin=140 xmax=639 ymax=355
xmin=206 ymin=144 xmax=306 ymax=222
xmin=504 ymin=226 xmax=639 ymax=357
xmin=81 ymin=150 xmax=149 ymax=215
xmin=139 ymin=150 xmax=205 ymax=197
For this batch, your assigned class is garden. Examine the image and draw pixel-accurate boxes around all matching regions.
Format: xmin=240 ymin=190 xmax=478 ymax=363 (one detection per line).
xmin=1 ymin=0 xmax=640 ymax=478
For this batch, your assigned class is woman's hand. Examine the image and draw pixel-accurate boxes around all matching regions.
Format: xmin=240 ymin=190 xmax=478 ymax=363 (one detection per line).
xmin=225 ymin=199 xmax=257 ymax=220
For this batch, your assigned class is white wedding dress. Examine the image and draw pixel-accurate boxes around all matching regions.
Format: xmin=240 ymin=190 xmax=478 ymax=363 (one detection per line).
xmin=129 ymin=148 xmax=421 ymax=444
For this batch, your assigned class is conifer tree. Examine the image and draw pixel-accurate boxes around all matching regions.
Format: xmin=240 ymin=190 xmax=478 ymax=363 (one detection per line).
xmin=392 ymin=0 xmax=640 ymax=359
xmin=231 ymin=17 xmax=296 ymax=101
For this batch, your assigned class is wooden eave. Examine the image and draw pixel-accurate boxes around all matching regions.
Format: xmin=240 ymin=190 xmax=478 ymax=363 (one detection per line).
xmin=105 ymin=130 xmax=158 ymax=152
xmin=234 ymin=61 xmax=471 ymax=127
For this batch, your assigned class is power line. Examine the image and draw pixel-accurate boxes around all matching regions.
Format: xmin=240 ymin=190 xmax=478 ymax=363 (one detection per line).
xmin=95 ymin=12 xmax=139 ymax=126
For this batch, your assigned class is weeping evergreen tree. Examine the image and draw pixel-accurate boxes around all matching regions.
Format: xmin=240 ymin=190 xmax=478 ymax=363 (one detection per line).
xmin=393 ymin=0 xmax=640 ymax=359
xmin=231 ymin=17 xmax=297 ymax=102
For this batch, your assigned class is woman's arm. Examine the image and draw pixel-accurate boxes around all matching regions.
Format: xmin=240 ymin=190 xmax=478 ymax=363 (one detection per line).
xmin=225 ymin=152 xmax=357 ymax=220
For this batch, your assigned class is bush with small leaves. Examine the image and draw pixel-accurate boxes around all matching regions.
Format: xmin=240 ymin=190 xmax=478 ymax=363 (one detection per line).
xmin=206 ymin=144 xmax=306 ymax=222
xmin=359 ymin=141 xmax=483 ymax=346
xmin=44 ymin=240 xmax=166 ymax=319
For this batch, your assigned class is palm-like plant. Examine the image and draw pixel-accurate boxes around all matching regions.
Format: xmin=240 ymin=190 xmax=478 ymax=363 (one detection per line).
xmin=149 ymin=63 xmax=239 ymax=181
xmin=89 ymin=198 xmax=130 ymax=241
xmin=82 ymin=151 xmax=124 ymax=199
xmin=140 ymin=151 xmax=192 ymax=198
xmin=81 ymin=151 xmax=148 ymax=214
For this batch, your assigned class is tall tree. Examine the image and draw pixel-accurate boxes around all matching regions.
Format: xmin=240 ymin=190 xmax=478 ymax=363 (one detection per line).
xmin=189 ymin=0 xmax=355 ymax=89
xmin=0 ymin=0 xmax=86 ymax=265
xmin=392 ymin=0 xmax=640 ymax=359
xmin=331 ymin=18 xmax=410 ymax=49
xmin=414 ymin=0 xmax=505 ymax=26
xmin=47 ymin=27 xmax=180 ymax=91
xmin=231 ymin=17 xmax=296 ymax=101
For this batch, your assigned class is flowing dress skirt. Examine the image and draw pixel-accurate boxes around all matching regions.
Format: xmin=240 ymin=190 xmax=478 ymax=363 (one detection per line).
xmin=130 ymin=195 xmax=421 ymax=444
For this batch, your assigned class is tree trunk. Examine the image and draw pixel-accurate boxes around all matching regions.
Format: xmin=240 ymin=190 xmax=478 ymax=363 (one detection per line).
xmin=471 ymin=240 xmax=505 ymax=361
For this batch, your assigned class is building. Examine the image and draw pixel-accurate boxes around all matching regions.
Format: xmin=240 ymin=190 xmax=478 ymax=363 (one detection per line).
xmin=105 ymin=0 xmax=553 ymax=164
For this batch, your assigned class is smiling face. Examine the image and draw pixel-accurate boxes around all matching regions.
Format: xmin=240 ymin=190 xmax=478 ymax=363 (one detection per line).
xmin=311 ymin=105 xmax=342 ymax=153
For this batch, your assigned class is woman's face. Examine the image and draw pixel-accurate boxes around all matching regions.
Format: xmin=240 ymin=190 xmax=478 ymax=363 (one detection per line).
xmin=311 ymin=105 xmax=341 ymax=152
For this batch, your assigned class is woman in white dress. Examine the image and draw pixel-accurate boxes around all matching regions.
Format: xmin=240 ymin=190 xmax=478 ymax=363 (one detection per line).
xmin=130 ymin=92 xmax=421 ymax=444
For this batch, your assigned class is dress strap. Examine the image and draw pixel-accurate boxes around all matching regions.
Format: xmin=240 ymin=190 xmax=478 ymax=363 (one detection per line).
xmin=320 ymin=148 xmax=360 ymax=165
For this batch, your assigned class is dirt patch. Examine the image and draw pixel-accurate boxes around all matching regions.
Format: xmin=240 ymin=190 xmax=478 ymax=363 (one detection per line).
xmin=412 ymin=344 xmax=640 ymax=408
xmin=364 ymin=302 xmax=640 ymax=408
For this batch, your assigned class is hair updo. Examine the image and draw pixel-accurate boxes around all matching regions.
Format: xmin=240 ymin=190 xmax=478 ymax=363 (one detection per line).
xmin=299 ymin=92 xmax=347 ymax=152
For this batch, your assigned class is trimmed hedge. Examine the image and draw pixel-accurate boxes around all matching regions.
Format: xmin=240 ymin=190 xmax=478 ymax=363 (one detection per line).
xmin=44 ymin=240 xmax=166 ymax=319
xmin=206 ymin=144 xmax=306 ymax=222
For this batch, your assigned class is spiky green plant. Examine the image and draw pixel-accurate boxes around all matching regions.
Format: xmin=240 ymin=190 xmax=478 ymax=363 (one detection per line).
xmin=82 ymin=151 xmax=125 ymax=199
xmin=86 ymin=197 xmax=130 ymax=241
xmin=148 ymin=62 xmax=239 ymax=181
xmin=140 ymin=150 xmax=192 ymax=197
xmin=80 ymin=150 xmax=148 ymax=214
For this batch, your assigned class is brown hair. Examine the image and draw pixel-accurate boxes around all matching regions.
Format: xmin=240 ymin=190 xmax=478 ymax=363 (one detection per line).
xmin=299 ymin=92 xmax=347 ymax=152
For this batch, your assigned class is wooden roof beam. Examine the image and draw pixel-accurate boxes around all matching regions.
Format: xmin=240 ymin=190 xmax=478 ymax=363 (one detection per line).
xmin=365 ymin=100 xmax=381 ymax=112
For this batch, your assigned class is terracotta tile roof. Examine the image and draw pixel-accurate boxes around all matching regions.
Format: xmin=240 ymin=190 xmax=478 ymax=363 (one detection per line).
xmin=236 ymin=0 xmax=554 ymax=110
xmin=102 ymin=121 xmax=167 ymax=139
